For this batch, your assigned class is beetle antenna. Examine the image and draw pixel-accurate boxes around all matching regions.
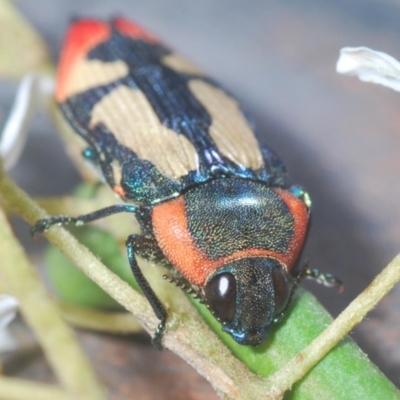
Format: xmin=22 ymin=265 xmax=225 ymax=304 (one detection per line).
xmin=163 ymin=274 xmax=205 ymax=301
xmin=298 ymin=260 xmax=344 ymax=292
xmin=273 ymin=261 xmax=344 ymax=324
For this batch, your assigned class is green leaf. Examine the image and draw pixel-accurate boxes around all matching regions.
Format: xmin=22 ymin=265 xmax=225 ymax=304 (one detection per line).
xmin=44 ymin=226 xmax=139 ymax=311
xmin=193 ymin=291 xmax=400 ymax=399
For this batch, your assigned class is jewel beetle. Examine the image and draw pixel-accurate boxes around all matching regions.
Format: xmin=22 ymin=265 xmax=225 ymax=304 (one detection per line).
xmin=32 ymin=17 xmax=339 ymax=349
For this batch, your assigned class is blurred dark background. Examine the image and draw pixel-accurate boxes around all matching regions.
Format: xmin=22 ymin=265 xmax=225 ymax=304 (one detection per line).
xmin=2 ymin=0 xmax=400 ymax=398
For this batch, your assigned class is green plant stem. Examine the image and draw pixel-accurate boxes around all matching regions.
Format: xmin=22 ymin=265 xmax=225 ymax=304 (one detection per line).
xmin=1 ymin=1 xmax=399 ymax=398
xmin=266 ymin=253 xmax=400 ymax=394
xmin=2 ymin=163 xmax=400 ymax=399
xmin=0 ymin=377 xmax=68 ymax=400
xmin=0 ymin=158 xmax=261 ymax=399
xmin=0 ymin=173 xmax=160 ymax=335
xmin=57 ymin=301 xmax=143 ymax=333
xmin=0 ymin=206 xmax=105 ymax=400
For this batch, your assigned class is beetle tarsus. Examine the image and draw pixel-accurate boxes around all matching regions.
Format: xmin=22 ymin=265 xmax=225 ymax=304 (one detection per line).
xmin=30 ymin=216 xmax=72 ymax=237
xmin=152 ymin=320 xmax=166 ymax=351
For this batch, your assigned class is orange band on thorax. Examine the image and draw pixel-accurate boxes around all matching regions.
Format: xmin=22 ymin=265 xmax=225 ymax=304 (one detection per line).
xmin=152 ymin=197 xmax=290 ymax=286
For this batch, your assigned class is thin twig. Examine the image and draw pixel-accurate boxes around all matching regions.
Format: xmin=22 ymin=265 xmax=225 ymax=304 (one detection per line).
xmin=265 ymin=253 xmax=400 ymax=394
xmin=0 ymin=206 xmax=105 ymax=399
xmin=0 ymin=377 xmax=69 ymax=400
xmin=0 ymin=161 xmax=260 ymax=399
xmin=57 ymin=301 xmax=143 ymax=334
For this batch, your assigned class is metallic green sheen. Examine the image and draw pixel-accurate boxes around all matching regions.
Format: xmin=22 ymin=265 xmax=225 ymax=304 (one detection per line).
xmin=185 ymin=178 xmax=294 ymax=260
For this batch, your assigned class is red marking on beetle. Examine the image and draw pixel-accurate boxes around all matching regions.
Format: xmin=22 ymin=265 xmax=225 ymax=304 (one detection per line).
xmin=56 ymin=19 xmax=110 ymax=102
xmin=113 ymin=18 xmax=157 ymax=43
xmin=273 ymin=188 xmax=309 ymax=271
xmin=152 ymin=196 xmax=290 ymax=287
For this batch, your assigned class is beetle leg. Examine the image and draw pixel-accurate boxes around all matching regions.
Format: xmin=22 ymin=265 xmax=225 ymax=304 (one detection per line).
xmin=30 ymin=204 xmax=139 ymax=237
xmin=126 ymin=234 xmax=167 ymax=350
xmin=131 ymin=235 xmax=169 ymax=264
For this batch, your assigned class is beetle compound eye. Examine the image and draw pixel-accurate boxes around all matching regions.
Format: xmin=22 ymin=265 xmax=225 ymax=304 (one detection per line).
xmin=205 ymin=273 xmax=236 ymax=323
xmin=272 ymin=267 xmax=290 ymax=314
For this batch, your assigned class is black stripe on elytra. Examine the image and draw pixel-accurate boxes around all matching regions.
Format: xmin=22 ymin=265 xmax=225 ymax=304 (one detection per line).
xmin=60 ymin=23 xmax=288 ymax=202
xmin=87 ymin=27 xmax=238 ymax=172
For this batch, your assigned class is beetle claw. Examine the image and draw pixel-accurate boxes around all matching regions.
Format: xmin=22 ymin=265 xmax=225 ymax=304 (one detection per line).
xmin=30 ymin=219 xmax=50 ymax=238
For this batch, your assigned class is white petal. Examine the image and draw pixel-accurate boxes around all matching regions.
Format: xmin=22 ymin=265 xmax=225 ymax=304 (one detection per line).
xmin=0 ymin=329 xmax=18 ymax=352
xmin=336 ymin=47 xmax=400 ymax=92
xmin=0 ymin=295 xmax=19 ymax=352
xmin=0 ymin=294 xmax=19 ymax=329
xmin=0 ymin=73 xmax=54 ymax=170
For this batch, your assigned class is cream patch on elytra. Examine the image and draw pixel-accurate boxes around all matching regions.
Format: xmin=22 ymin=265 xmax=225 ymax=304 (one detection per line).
xmin=90 ymin=85 xmax=198 ymax=179
xmin=64 ymin=59 xmax=128 ymax=98
xmin=189 ymin=79 xmax=263 ymax=170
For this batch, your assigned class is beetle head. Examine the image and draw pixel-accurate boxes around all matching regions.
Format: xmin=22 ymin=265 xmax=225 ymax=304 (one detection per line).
xmin=204 ymin=257 xmax=290 ymax=346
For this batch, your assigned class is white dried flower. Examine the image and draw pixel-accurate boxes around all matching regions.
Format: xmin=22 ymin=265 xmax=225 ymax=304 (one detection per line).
xmin=336 ymin=46 xmax=400 ymax=92
xmin=0 ymin=73 xmax=54 ymax=170
xmin=0 ymin=294 xmax=19 ymax=352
